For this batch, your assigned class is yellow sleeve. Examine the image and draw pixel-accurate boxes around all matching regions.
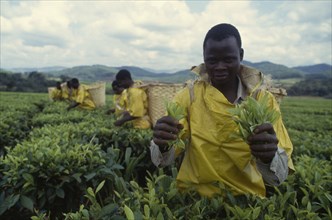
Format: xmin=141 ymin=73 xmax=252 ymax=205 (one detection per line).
xmin=112 ymin=95 xmax=119 ymax=107
xmin=51 ymin=89 xmax=61 ymax=99
xmin=51 ymin=89 xmax=57 ymax=99
xmin=75 ymin=86 xmax=85 ymax=104
xmin=61 ymin=88 xmax=68 ymax=99
xmin=119 ymin=90 xmax=127 ymax=109
xmin=126 ymin=88 xmax=147 ymax=117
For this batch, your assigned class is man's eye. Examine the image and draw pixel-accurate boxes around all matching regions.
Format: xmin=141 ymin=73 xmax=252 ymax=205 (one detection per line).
xmin=207 ymin=59 xmax=217 ymax=65
xmin=224 ymin=58 xmax=234 ymax=63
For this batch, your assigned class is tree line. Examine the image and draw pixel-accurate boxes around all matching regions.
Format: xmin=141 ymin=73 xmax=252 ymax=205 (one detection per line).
xmin=0 ymin=71 xmax=73 ymax=93
xmin=287 ymin=74 xmax=332 ymax=98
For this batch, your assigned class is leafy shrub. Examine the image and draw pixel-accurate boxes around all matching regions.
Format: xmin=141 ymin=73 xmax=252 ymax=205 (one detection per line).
xmin=1 ymin=93 xmax=331 ymax=219
xmin=0 ymin=130 xmax=122 ymax=219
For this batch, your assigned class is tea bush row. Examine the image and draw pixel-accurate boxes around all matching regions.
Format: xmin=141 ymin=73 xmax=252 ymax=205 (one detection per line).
xmin=0 ymin=93 xmax=331 ymax=219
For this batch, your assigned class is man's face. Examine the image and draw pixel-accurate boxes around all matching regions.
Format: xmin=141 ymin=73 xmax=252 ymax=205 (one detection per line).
xmin=113 ymin=85 xmax=124 ymax=95
xmin=72 ymin=81 xmax=79 ymax=89
xmin=204 ymin=37 xmax=243 ymax=87
xmin=56 ymin=83 xmax=61 ymax=90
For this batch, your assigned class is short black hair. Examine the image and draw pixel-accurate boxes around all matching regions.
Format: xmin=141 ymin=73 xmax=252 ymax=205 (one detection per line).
xmin=116 ymin=69 xmax=132 ymax=81
xmin=203 ymin=23 xmax=242 ymax=49
xmin=71 ymin=78 xmax=79 ymax=84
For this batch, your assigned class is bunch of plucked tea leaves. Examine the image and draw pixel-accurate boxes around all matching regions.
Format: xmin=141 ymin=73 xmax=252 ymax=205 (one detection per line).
xmin=165 ymin=101 xmax=187 ymax=150
xmin=228 ymin=93 xmax=280 ymax=143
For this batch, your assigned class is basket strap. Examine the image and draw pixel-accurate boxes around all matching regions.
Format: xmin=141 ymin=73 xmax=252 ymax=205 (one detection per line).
xmin=188 ymin=81 xmax=195 ymax=104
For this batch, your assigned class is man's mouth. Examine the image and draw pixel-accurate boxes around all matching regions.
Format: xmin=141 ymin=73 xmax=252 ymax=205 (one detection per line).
xmin=213 ymin=73 xmax=228 ymax=80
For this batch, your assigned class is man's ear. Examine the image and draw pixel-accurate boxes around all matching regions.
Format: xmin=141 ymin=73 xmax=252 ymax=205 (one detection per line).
xmin=240 ymin=48 xmax=244 ymax=61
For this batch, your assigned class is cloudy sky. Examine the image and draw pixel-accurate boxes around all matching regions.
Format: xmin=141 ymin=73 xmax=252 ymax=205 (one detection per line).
xmin=1 ymin=0 xmax=331 ymax=72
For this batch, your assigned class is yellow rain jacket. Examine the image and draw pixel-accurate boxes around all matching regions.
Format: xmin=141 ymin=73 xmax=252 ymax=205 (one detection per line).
xmin=61 ymin=84 xmax=72 ymax=100
xmin=113 ymin=90 xmax=127 ymax=117
xmin=51 ymin=89 xmax=62 ymax=101
xmin=124 ymin=87 xmax=151 ymax=129
xmin=173 ymin=64 xmax=294 ymax=197
xmin=72 ymin=85 xmax=96 ymax=110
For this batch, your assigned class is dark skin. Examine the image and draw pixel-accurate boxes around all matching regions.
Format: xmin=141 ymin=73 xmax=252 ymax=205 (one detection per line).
xmin=56 ymin=82 xmax=62 ymax=90
xmin=113 ymin=78 xmax=138 ymax=126
xmin=153 ymin=37 xmax=278 ymax=163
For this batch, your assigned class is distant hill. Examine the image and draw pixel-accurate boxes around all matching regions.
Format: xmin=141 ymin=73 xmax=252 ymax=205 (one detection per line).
xmin=46 ymin=65 xmax=196 ymax=83
xmin=0 ymin=69 xmax=13 ymax=74
xmin=292 ymin=64 xmax=331 ymax=75
xmin=242 ymin=61 xmax=306 ymax=79
xmin=4 ymin=62 xmax=331 ymax=84
xmin=116 ymin=66 xmax=196 ymax=83
xmin=47 ymin=65 xmax=118 ymax=82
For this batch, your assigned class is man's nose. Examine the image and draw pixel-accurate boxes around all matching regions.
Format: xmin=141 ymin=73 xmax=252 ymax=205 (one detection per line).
xmin=215 ymin=61 xmax=227 ymax=69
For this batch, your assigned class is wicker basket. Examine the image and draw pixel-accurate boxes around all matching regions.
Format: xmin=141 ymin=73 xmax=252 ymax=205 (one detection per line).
xmin=140 ymin=83 xmax=186 ymax=126
xmin=87 ymin=82 xmax=106 ymax=107
xmin=48 ymin=87 xmax=56 ymax=101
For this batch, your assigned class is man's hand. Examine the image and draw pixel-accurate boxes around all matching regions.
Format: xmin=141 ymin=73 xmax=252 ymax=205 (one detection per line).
xmin=247 ymin=123 xmax=278 ymax=163
xmin=114 ymin=119 xmax=124 ymax=126
xmin=106 ymin=109 xmax=115 ymax=115
xmin=114 ymin=111 xmax=136 ymax=127
xmin=153 ymin=116 xmax=183 ymax=152
xmin=67 ymin=101 xmax=79 ymax=111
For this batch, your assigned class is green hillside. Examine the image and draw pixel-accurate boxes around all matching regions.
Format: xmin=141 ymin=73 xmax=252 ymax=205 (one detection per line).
xmin=293 ymin=64 xmax=331 ymax=74
xmin=47 ymin=61 xmax=311 ymax=83
xmin=48 ymin=65 xmax=118 ymax=82
xmin=48 ymin=65 xmax=197 ymax=83
xmin=242 ymin=61 xmax=305 ymax=79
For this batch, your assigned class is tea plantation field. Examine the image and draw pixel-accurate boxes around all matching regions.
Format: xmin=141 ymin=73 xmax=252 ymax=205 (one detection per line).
xmin=0 ymin=92 xmax=331 ymax=220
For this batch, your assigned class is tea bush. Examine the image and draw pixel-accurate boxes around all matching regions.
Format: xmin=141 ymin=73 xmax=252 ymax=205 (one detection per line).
xmin=0 ymin=92 xmax=47 ymax=155
xmin=0 ymin=92 xmax=331 ymax=219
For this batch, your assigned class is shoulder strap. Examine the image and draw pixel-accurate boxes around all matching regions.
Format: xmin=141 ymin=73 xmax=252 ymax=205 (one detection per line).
xmin=187 ymin=80 xmax=195 ymax=105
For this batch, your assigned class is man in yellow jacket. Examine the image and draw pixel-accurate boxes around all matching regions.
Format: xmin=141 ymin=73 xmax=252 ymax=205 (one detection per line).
xmin=151 ymin=23 xmax=294 ymax=197
xmin=114 ymin=69 xmax=151 ymax=129
xmin=67 ymin=78 xmax=96 ymax=111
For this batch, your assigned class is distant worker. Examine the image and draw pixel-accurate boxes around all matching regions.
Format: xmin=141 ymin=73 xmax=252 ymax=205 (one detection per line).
xmin=67 ymin=78 xmax=96 ymax=110
xmin=61 ymin=80 xmax=73 ymax=101
xmin=114 ymin=69 xmax=151 ymax=129
xmin=51 ymin=82 xmax=63 ymax=101
xmin=107 ymin=80 xmax=126 ymax=116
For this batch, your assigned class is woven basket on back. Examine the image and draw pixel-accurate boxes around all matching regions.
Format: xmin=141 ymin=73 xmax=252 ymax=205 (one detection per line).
xmin=140 ymin=83 xmax=186 ymax=126
xmin=87 ymin=82 xmax=106 ymax=107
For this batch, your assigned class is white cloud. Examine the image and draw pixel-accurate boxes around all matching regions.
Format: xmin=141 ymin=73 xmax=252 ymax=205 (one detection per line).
xmin=0 ymin=0 xmax=331 ymax=71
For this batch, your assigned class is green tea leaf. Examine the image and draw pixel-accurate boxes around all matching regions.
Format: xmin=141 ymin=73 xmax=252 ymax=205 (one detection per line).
xmin=20 ymin=195 xmax=34 ymax=211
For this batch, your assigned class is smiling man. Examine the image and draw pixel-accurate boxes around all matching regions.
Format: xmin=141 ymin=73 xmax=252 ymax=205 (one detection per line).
xmin=150 ymin=23 xmax=294 ymax=197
